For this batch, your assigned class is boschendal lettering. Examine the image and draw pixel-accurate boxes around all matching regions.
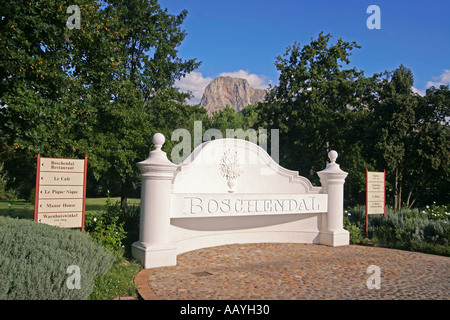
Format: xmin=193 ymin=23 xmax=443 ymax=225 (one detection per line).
xmin=184 ymin=196 xmax=320 ymax=215
xmin=180 ymin=304 xmax=269 ymax=317
xmin=50 ymin=160 xmax=75 ymax=170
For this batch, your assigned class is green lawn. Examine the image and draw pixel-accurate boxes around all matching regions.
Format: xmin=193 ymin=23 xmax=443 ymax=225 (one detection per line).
xmin=0 ymin=199 xmax=34 ymax=219
xmin=0 ymin=197 xmax=140 ymax=220
xmin=83 ymin=197 xmax=140 ymax=216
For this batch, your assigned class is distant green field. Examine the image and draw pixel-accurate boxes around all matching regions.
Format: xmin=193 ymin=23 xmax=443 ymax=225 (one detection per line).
xmin=82 ymin=197 xmax=140 ymax=215
xmin=0 ymin=197 xmax=140 ymax=220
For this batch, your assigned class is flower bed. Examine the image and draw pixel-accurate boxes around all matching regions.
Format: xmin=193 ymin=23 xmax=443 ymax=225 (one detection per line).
xmin=344 ymin=205 xmax=450 ymax=256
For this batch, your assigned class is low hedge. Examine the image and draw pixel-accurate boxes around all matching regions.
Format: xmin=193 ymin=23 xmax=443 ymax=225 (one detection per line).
xmin=0 ymin=216 xmax=115 ymax=300
xmin=344 ymin=205 xmax=450 ymax=256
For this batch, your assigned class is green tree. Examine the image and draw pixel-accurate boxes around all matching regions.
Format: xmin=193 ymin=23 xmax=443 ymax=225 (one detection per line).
xmin=210 ymin=106 xmax=245 ymax=134
xmin=0 ymin=0 xmax=105 ymax=197
xmin=79 ymin=0 xmax=200 ymax=208
xmin=403 ymin=85 xmax=449 ymax=207
xmin=370 ymin=65 xmax=419 ymax=210
xmin=369 ymin=66 xmax=449 ymax=209
xmin=206 ymin=106 xmax=263 ymax=145
xmin=0 ymin=1 xmax=200 ymax=206
xmin=257 ymin=32 xmax=375 ymax=198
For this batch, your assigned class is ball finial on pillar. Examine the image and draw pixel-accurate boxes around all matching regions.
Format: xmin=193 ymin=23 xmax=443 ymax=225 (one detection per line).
xmin=328 ymin=150 xmax=338 ymax=163
xmin=153 ymin=133 xmax=165 ymax=150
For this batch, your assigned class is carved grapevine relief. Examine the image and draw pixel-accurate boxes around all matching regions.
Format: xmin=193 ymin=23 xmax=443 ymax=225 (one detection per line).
xmin=219 ymin=149 xmax=243 ymax=193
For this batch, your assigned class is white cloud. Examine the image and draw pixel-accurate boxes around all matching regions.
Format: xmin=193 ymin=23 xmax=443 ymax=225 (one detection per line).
xmin=426 ymin=69 xmax=450 ymax=88
xmin=218 ymin=70 xmax=272 ymax=89
xmin=175 ymin=72 xmax=213 ymax=105
xmin=412 ymin=86 xmax=426 ymax=97
xmin=176 ymin=69 xmax=273 ymax=105
xmin=412 ymin=69 xmax=449 ymax=96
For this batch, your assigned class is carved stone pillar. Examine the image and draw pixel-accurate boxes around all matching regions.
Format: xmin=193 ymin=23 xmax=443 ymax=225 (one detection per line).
xmin=317 ymin=150 xmax=349 ymax=246
xmin=132 ymin=133 xmax=178 ymax=268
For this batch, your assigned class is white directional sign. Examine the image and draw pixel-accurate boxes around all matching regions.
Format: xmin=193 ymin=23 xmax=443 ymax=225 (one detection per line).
xmin=34 ymin=155 xmax=87 ymax=229
xmin=365 ymin=170 xmax=386 ymax=237
xmin=366 ymin=171 xmax=386 ymax=215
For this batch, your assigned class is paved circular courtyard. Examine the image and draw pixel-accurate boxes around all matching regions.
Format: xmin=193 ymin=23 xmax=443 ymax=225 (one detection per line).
xmin=136 ymin=243 xmax=450 ymax=300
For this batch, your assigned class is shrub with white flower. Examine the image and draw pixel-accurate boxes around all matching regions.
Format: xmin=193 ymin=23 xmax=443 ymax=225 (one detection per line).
xmin=423 ymin=203 xmax=449 ymax=221
xmin=84 ymin=199 xmax=127 ymax=256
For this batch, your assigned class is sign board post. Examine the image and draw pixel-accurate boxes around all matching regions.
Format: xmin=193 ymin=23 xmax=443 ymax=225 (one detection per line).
xmin=365 ymin=169 xmax=386 ymax=237
xmin=34 ymin=154 xmax=87 ymax=230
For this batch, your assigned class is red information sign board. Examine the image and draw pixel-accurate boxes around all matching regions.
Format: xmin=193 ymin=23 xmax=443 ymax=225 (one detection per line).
xmin=34 ymin=154 xmax=87 ymax=230
xmin=365 ymin=169 xmax=386 ymax=236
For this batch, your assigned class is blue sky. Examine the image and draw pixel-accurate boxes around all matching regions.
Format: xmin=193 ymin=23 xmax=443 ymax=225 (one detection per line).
xmin=161 ymin=0 xmax=450 ymax=103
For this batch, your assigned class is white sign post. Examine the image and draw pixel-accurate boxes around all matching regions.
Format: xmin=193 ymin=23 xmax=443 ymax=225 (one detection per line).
xmin=366 ymin=170 xmax=386 ymax=237
xmin=34 ymin=155 xmax=87 ymax=230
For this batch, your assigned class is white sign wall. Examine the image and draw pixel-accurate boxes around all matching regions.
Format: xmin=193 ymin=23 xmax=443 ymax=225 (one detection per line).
xmin=132 ymin=134 xmax=349 ymax=269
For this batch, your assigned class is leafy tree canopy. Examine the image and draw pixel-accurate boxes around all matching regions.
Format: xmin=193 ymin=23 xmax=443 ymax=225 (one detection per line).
xmin=0 ymin=0 xmax=199 ymax=205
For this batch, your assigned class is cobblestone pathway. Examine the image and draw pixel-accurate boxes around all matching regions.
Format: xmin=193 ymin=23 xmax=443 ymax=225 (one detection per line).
xmin=139 ymin=243 xmax=449 ymax=300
